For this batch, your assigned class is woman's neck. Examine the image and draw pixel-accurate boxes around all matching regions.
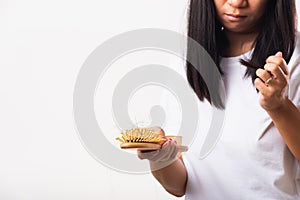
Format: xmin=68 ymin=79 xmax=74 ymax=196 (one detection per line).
xmin=222 ymin=30 xmax=258 ymax=57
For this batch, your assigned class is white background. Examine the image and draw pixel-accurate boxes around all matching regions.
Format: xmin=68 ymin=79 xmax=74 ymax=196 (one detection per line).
xmin=0 ymin=1 xmax=299 ymax=200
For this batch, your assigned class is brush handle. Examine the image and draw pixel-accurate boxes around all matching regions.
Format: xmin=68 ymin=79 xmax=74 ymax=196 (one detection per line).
xmin=120 ymin=143 xmax=188 ymax=152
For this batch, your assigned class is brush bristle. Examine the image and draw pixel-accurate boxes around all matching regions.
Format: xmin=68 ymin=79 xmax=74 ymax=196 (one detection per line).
xmin=116 ymin=128 xmax=166 ymax=143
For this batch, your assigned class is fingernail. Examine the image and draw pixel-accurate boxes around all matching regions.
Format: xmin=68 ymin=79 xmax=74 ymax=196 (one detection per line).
xmin=275 ymin=52 xmax=282 ymax=57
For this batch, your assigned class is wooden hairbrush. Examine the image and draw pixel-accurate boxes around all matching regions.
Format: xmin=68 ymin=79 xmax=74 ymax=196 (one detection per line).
xmin=116 ymin=127 xmax=188 ymax=152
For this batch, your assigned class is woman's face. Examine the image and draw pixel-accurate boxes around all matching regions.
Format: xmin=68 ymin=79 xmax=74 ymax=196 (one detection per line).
xmin=214 ymin=0 xmax=269 ymax=34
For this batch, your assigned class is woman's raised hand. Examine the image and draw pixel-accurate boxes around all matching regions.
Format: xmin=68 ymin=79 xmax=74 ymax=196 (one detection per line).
xmin=255 ymin=52 xmax=290 ymax=111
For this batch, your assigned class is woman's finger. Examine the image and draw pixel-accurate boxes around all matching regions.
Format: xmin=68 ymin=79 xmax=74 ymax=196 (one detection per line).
xmin=266 ymin=52 xmax=289 ymax=75
xmin=256 ymin=68 xmax=273 ymax=83
xmin=263 ymin=63 xmax=286 ymax=82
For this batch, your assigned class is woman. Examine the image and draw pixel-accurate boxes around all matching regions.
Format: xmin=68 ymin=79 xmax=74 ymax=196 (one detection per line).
xmin=139 ymin=0 xmax=300 ymax=199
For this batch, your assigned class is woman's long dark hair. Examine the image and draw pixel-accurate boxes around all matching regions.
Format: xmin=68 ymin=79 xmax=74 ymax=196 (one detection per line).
xmin=186 ymin=0 xmax=296 ymax=108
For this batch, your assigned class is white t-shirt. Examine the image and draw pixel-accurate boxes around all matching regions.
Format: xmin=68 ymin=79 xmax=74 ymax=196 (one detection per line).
xmin=176 ymin=35 xmax=300 ymax=199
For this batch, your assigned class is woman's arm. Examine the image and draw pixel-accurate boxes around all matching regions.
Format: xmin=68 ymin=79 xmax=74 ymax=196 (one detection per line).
xmin=150 ymin=157 xmax=187 ymax=197
xmin=266 ymin=99 xmax=300 ymax=161
xmin=255 ymin=52 xmax=300 ymax=161
xmin=137 ymin=127 xmax=188 ymax=197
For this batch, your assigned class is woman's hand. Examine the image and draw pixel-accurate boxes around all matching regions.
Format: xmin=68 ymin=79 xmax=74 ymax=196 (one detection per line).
xmin=255 ymin=52 xmax=289 ymax=111
xmin=137 ymin=126 xmax=179 ymax=171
